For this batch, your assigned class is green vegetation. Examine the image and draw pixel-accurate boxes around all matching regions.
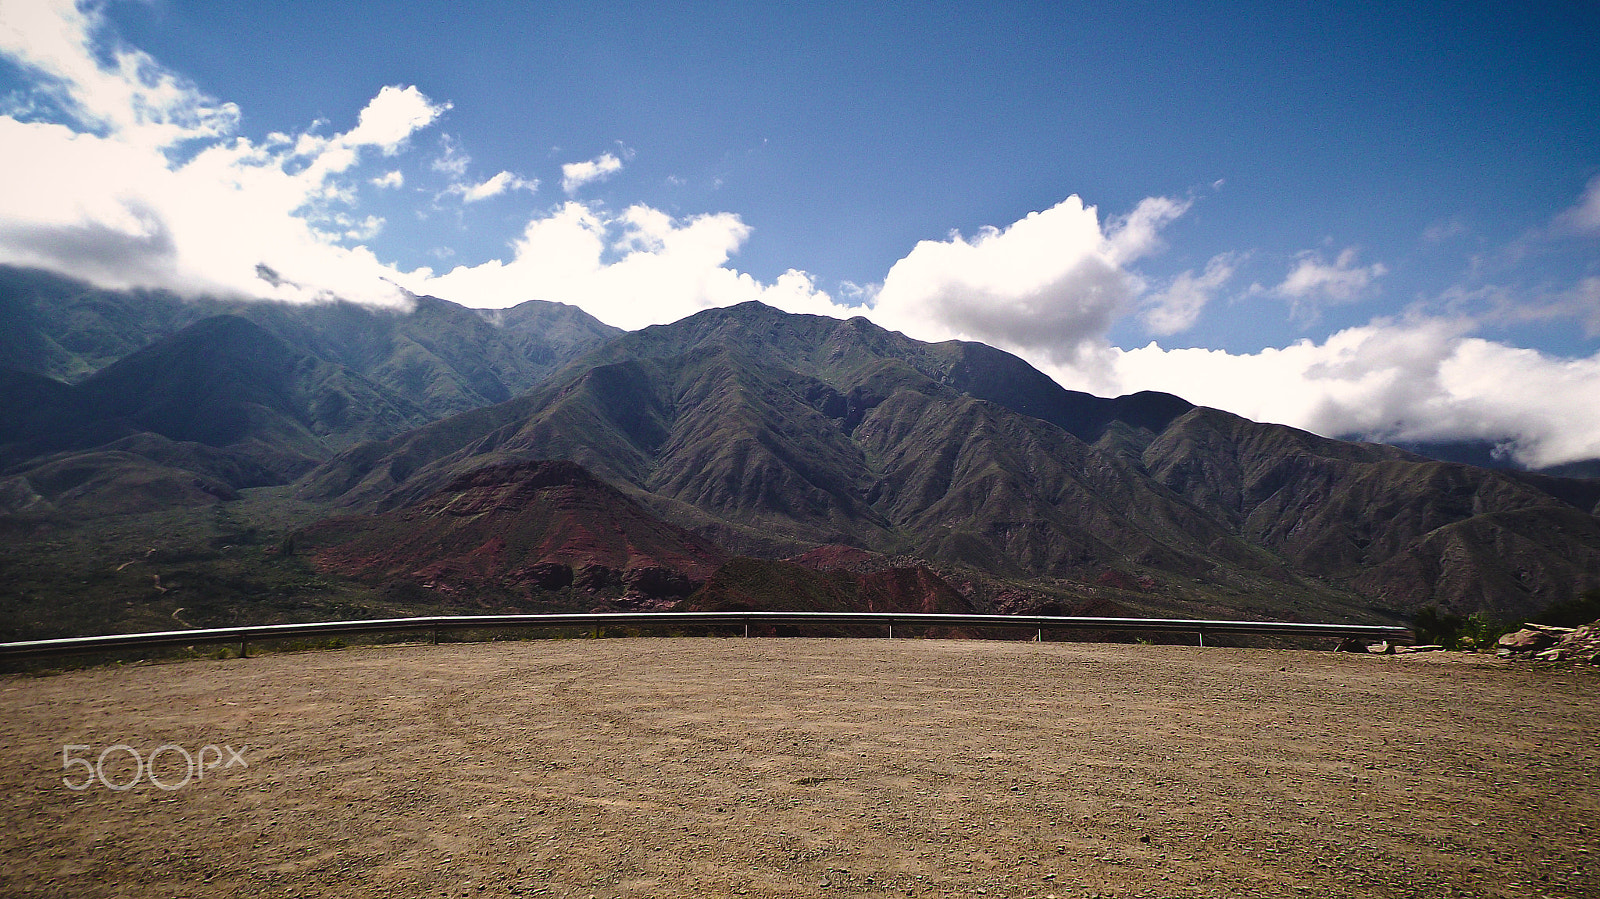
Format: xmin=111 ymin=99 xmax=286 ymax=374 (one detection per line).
xmin=1410 ymin=606 xmax=1519 ymax=651
xmin=1532 ymin=588 xmax=1600 ymax=628
xmin=1413 ymin=590 xmax=1600 ymax=652
xmin=0 ymin=488 xmax=446 ymax=642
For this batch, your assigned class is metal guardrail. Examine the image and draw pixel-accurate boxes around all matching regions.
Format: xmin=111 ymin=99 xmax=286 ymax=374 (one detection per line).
xmin=0 ymin=612 xmax=1411 ymax=661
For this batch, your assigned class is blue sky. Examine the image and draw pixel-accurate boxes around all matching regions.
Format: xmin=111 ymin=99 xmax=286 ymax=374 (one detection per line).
xmin=1 ymin=1 xmax=1598 ymax=466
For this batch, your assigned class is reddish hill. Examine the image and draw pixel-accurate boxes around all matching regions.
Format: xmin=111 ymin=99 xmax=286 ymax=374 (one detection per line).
xmin=305 ymin=460 xmax=728 ymax=608
xmin=791 ymin=543 xmax=883 ymax=571
xmin=858 ymin=566 xmax=978 ymax=613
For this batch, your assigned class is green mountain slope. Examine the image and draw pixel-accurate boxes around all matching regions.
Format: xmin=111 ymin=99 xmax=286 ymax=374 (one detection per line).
xmin=1 ymin=315 xmax=430 ymax=484
xmin=0 ymin=266 xmax=621 ymax=521
xmin=8 ymin=280 xmax=1598 ymax=627
xmin=304 ymin=301 xmax=1600 ymax=621
xmin=0 ymin=264 xmax=622 ymax=419
xmin=1139 ymin=406 xmax=1600 ymax=613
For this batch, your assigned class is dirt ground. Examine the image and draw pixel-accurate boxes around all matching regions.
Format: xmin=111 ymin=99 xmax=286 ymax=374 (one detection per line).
xmin=1 ymin=638 xmax=1596 ymax=899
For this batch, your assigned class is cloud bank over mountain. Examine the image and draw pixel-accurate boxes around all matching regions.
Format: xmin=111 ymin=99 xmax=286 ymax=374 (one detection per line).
xmin=400 ymin=202 xmax=839 ymax=330
xmin=1100 ymin=319 xmax=1600 ymax=469
xmin=0 ymin=0 xmax=1596 ymax=467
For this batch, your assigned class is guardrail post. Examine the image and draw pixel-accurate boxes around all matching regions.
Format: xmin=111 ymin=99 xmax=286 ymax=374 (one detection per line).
xmin=743 ymin=618 xmax=750 ymax=638
xmin=888 ymin=619 xmax=894 ymax=639
xmin=1198 ymin=630 xmax=1205 ymax=647
xmin=1036 ymin=626 xmax=1043 ymax=642
xmin=239 ymin=639 xmax=248 ymax=659
xmin=431 ymin=628 xmax=439 ymax=645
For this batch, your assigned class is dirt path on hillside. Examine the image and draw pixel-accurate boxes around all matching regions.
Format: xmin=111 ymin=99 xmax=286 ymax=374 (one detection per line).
xmin=2 ymin=639 xmax=1596 ymax=899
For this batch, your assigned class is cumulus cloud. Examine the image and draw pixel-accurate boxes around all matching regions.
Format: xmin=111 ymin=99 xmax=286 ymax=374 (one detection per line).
xmin=852 ymin=196 xmax=1598 ymax=468
xmin=561 ymin=152 xmax=623 ymax=195
xmin=343 ymin=85 xmax=448 ymax=154
xmin=1036 ymin=316 xmax=1600 ymax=468
xmin=371 ymin=170 xmax=404 ymax=189
xmin=0 ymin=111 xmax=421 ymax=304
xmin=403 ymin=202 xmax=853 ymax=329
xmin=0 ymin=0 xmax=452 ymax=306
xmin=909 ymin=195 xmax=1598 ymax=468
xmin=445 ymin=170 xmax=538 ymax=203
xmin=1140 ymin=253 xmax=1238 ymax=335
xmin=0 ymin=0 xmax=237 ymax=149
xmin=868 ymin=195 xmax=1185 ymax=364
xmin=1272 ymin=247 xmax=1386 ymax=309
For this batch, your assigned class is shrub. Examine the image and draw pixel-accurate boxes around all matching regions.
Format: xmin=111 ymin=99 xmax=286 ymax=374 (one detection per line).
xmin=1412 ymin=606 xmax=1519 ymax=652
xmin=1412 ymin=606 xmax=1464 ymax=647
xmin=1533 ymin=589 xmax=1600 ymax=628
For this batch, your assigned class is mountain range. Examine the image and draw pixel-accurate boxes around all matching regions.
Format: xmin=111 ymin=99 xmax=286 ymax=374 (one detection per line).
xmin=2 ymin=264 xmax=1597 ymax=638
xmin=0 ymin=265 xmax=619 ymax=516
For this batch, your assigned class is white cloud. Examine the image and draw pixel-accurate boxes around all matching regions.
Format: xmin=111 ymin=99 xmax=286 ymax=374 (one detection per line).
xmin=404 ymin=202 xmax=853 ymax=329
xmin=0 ymin=110 xmax=420 ymax=305
xmin=843 ymin=196 xmax=1596 ymax=468
xmin=1140 ymin=253 xmax=1238 ymax=335
xmin=343 ymin=85 xmax=449 ymax=154
xmin=1273 ymin=247 xmax=1386 ymax=307
xmin=0 ymin=1 xmax=450 ymax=306
xmin=0 ymin=6 xmax=845 ymax=327
xmin=1042 ymin=316 xmax=1600 ymax=468
xmin=1105 ymin=195 xmax=1192 ymax=265
xmin=867 ymin=195 xmax=1185 ymax=364
xmin=445 ymin=170 xmax=537 ymax=203
xmin=292 ymin=87 xmax=447 ymax=186
xmin=561 ymin=152 xmax=623 ymax=195
xmin=1553 ymin=174 xmax=1600 ymax=235
xmin=0 ymin=0 xmax=237 ymax=150
xmin=430 ymin=134 xmax=470 ymax=177
xmin=334 ymin=213 xmax=383 ymax=242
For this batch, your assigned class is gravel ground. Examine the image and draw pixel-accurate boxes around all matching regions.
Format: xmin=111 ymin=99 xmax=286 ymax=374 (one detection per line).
xmin=2 ymin=638 xmax=1596 ymax=898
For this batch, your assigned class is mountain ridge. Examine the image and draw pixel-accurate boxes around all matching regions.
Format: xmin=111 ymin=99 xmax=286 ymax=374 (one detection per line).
xmin=300 ymin=300 xmax=1600 ymax=621
xmin=0 ymin=264 xmax=622 ymax=416
xmin=0 ymin=265 xmax=622 ymax=516
xmin=4 ymin=276 xmax=1599 ymax=631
